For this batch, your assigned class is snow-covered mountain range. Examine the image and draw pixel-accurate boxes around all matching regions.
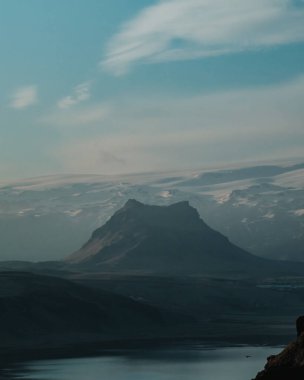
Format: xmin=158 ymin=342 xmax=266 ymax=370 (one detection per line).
xmin=0 ymin=161 xmax=303 ymax=262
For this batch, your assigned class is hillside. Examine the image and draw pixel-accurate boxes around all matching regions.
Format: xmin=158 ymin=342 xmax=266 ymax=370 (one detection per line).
xmin=0 ymin=271 xmax=187 ymax=356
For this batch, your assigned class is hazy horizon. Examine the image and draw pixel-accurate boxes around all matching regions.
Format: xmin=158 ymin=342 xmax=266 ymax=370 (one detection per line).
xmin=0 ymin=155 xmax=303 ymax=184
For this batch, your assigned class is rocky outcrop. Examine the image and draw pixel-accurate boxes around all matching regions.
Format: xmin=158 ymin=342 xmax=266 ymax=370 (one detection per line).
xmin=254 ymin=317 xmax=304 ymax=380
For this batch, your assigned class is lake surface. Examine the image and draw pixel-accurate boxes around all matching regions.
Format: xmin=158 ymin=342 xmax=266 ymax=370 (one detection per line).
xmin=9 ymin=345 xmax=282 ymax=380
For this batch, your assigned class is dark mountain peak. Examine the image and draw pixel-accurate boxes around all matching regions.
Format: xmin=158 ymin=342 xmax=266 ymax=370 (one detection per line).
xmin=66 ymin=199 xmax=304 ymax=276
xmin=166 ymin=200 xmax=201 ymax=221
xmin=168 ymin=200 xmax=190 ymax=209
xmin=123 ymin=199 xmax=144 ymax=209
xmin=111 ymin=200 xmax=202 ymax=231
xmin=124 ymin=199 xmax=197 ymax=216
xmin=167 ymin=200 xmax=200 ymax=217
xmin=66 ymin=199 xmax=267 ymax=274
xmin=123 ymin=199 xmax=192 ymax=212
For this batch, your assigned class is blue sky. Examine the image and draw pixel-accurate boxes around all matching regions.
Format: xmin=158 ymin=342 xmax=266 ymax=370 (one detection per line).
xmin=0 ymin=0 xmax=304 ymax=179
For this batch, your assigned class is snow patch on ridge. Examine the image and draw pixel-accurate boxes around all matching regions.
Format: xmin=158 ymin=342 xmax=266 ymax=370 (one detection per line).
xmin=263 ymin=211 xmax=275 ymax=219
xmin=293 ymin=209 xmax=304 ymax=217
xmin=159 ymin=191 xmax=172 ymax=199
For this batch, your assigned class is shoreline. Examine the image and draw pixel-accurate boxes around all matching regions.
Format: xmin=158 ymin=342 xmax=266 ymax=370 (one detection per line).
xmin=0 ymin=333 xmax=287 ymax=367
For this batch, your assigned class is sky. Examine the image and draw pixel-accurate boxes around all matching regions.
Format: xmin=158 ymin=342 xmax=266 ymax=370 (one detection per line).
xmin=0 ymin=0 xmax=304 ymax=179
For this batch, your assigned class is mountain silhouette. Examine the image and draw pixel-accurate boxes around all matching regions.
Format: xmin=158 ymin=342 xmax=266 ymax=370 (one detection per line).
xmin=66 ymin=200 xmax=302 ymax=276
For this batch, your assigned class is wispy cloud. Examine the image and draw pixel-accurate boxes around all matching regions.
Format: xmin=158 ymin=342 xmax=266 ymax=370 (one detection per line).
xmin=102 ymin=0 xmax=304 ymax=75
xmin=57 ymin=81 xmax=91 ymax=109
xmin=10 ymin=85 xmax=38 ymax=109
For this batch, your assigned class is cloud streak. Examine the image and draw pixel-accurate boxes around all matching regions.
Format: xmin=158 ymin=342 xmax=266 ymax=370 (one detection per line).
xmin=10 ymin=85 xmax=38 ymax=109
xmin=102 ymin=0 xmax=304 ymax=75
xmin=57 ymin=82 xmax=91 ymax=109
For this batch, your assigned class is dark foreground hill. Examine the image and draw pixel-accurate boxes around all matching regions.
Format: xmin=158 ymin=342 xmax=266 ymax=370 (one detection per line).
xmin=0 ymin=271 xmax=188 ymax=357
xmin=66 ymin=199 xmax=304 ymax=277
xmin=254 ymin=317 xmax=304 ymax=380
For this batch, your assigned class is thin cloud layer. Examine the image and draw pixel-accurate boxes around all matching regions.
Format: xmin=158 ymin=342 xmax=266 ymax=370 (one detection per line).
xmin=57 ymin=82 xmax=91 ymax=109
xmin=102 ymin=0 xmax=304 ymax=75
xmin=10 ymin=85 xmax=38 ymax=109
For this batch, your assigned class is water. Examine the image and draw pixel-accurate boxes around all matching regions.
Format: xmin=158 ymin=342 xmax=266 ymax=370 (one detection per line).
xmin=11 ymin=346 xmax=281 ymax=380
